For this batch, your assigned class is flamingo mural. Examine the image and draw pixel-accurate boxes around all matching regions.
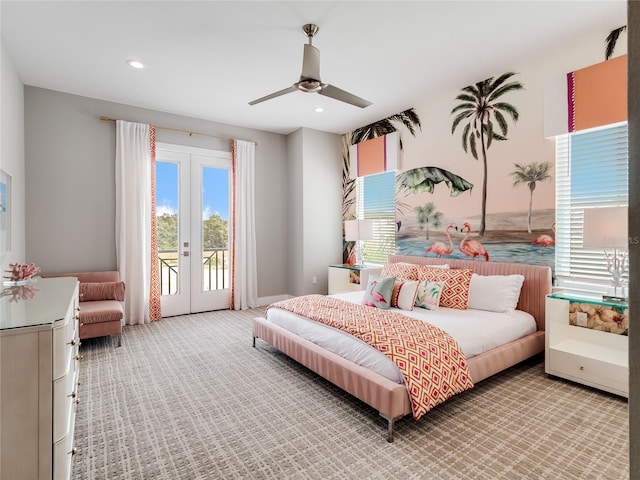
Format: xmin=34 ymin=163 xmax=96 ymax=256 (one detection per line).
xmin=531 ymin=222 xmax=556 ymax=247
xmin=426 ymin=224 xmax=455 ymax=257
xmin=459 ymin=223 xmax=490 ymax=261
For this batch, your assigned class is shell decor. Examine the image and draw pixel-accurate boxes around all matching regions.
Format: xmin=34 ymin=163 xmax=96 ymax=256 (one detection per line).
xmin=569 ymin=301 xmax=629 ymax=335
xmin=3 ymin=262 xmax=40 ymax=282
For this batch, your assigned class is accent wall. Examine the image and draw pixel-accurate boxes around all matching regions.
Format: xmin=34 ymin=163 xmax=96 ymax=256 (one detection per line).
xmin=343 ymin=27 xmax=627 ymax=276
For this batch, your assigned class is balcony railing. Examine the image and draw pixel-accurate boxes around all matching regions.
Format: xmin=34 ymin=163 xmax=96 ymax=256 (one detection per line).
xmin=158 ymin=248 xmax=229 ymax=295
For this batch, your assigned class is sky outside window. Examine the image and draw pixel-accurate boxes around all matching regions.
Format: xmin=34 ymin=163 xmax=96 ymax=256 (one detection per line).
xmin=156 ymin=161 xmax=229 ymax=220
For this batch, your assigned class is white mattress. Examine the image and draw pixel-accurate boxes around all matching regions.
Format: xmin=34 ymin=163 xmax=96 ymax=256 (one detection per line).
xmin=265 ymin=291 xmax=537 ymax=383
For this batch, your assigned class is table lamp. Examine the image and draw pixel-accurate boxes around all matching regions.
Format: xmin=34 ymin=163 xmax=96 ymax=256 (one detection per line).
xmin=345 ymin=219 xmax=374 ymax=266
xmin=582 ymin=206 xmax=628 ymax=302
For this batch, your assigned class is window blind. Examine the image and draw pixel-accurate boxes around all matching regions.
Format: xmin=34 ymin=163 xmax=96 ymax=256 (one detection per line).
xmin=555 ymin=122 xmax=628 ymax=288
xmin=356 ymin=171 xmax=396 ymax=264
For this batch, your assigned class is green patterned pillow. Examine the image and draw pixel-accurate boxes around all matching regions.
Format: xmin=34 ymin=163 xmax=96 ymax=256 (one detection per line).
xmin=362 ymin=275 xmax=395 ymax=309
xmin=415 ymin=280 xmax=444 ymax=310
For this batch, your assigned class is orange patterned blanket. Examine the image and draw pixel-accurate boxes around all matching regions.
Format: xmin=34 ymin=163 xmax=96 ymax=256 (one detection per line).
xmin=267 ymin=295 xmax=474 ymax=420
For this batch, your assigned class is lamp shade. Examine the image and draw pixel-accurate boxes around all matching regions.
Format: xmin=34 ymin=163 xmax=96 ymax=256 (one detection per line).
xmin=582 ymin=207 xmax=628 ymax=249
xmin=344 ymin=219 xmax=374 ymax=241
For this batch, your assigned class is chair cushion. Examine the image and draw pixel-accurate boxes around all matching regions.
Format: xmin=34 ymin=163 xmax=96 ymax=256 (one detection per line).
xmin=80 ymin=281 xmax=125 ymax=301
xmin=79 ymin=300 xmax=124 ymax=325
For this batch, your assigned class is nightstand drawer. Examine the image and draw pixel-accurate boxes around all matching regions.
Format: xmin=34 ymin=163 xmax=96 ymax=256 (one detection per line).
xmin=549 ymin=348 xmax=627 ymax=395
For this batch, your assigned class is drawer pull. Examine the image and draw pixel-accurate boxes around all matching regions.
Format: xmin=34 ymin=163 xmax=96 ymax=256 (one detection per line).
xmin=580 ymin=366 xmax=584 ymax=371
xmin=68 ymin=339 xmax=80 ymax=346
xmin=68 ymin=448 xmax=77 ymax=456
xmin=74 ymin=354 xmax=84 ymax=361
xmin=74 ymin=398 xmax=80 ymax=405
xmin=74 ymin=314 xmax=80 ymax=320
xmin=77 ymin=380 xmax=82 ymax=386
xmin=68 ymin=391 xmax=77 ymax=398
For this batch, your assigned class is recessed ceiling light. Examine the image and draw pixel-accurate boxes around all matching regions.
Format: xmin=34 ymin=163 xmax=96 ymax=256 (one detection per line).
xmin=315 ymin=106 xmax=325 ymax=113
xmin=126 ymin=59 xmax=146 ymax=70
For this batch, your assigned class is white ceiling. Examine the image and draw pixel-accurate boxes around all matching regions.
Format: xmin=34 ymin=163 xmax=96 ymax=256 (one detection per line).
xmin=1 ymin=1 xmax=627 ymax=135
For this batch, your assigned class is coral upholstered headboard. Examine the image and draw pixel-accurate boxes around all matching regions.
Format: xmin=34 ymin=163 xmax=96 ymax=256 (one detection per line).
xmin=387 ymin=255 xmax=552 ymax=332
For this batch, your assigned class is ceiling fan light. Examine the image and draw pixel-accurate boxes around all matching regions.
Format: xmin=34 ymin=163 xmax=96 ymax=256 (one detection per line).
xmin=126 ymin=59 xmax=146 ymax=70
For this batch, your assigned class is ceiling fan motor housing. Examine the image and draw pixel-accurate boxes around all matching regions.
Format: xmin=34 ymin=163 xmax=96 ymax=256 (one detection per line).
xmin=248 ymin=23 xmax=371 ymax=108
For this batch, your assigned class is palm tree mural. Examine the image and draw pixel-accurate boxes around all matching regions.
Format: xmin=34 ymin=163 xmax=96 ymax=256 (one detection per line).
xmin=509 ymin=161 xmax=553 ymax=233
xmin=415 ymin=203 xmax=443 ymax=240
xmin=605 ymin=26 xmax=626 ymax=60
xmin=396 ymin=167 xmax=473 ymax=197
xmin=347 ymin=109 xmax=422 ymax=147
xmin=342 ymin=108 xmax=474 ymax=262
xmin=451 ymin=72 xmax=524 ymax=236
xmin=342 ymin=109 xmax=422 ymax=261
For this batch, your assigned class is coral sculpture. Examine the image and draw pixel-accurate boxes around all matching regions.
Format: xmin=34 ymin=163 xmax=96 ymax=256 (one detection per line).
xmin=3 ymin=262 xmax=40 ymax=282
xmin=0 ymin=284 xmax=39 ymax=302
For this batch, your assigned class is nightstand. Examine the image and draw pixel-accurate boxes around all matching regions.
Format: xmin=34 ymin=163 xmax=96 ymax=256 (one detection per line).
xmin=545 ymin=291 xmax=628 ymax=397
xmin=328 ymin=264 xmax=382 ymax=295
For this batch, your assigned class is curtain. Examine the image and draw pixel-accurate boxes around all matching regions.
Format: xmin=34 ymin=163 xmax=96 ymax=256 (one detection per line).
xmin=230 ymin=139 xmax=258 ymax=310
xmin=544 ymin=55 xmax=627 ymax=137
xmin=115 ymin=120 xmax=161 ymax=324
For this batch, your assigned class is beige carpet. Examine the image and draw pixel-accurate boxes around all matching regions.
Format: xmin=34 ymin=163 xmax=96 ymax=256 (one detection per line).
xmin=72 ymin=308 xmax=629 ymax=479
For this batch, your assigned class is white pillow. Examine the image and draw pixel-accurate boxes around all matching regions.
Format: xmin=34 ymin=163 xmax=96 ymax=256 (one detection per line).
xmin=467 ymin=274 xmax=525 ymax=313
xmin=391 ymin=280 xmax=419 ymax=311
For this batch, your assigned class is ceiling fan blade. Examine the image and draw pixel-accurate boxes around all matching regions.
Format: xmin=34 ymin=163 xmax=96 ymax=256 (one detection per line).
xmin=319 ymin=84 xmax=372 ymax=108
xmin=249 ymin=85 xmax=298 ymax=105
xmin=300 ymin=44 xmax=321 ymax=81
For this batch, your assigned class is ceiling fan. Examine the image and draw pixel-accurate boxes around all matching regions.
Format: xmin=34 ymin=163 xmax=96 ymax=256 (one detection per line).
xmin=249 ymin=24 xmax=372 ymax=108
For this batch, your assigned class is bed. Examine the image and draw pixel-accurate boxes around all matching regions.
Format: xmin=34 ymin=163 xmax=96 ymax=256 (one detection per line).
xmin=252 ymin=255 xmax=552 ymax=441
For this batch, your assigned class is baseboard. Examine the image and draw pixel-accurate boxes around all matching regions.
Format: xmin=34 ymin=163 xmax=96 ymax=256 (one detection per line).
xmin=257 ymin=294 xmax=294 ymax=306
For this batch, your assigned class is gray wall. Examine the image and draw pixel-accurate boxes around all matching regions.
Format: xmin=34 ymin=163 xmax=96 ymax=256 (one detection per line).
xmin=0 ymin=40 xmax=25 ymax=274
xmin=287 ymin=128 xmax=304 ymax=294
xmin=628 ymin=2 xmax=638 ymax=477
xmin=301 ymin=128 xmax=342 ymax=293
xmin=287 ymin=127 xmax=342 ymax=296
xmin=24 ymin=87 xmax=290 ymax=299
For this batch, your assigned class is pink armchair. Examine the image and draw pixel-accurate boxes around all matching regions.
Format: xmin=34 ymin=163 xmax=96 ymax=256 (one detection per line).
xmin=42 ymin=271 xmax=125 ymax=347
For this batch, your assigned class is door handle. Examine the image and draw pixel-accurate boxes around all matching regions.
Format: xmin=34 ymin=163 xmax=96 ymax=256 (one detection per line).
xmin=183 ymin=251 xmax=190 ymax=257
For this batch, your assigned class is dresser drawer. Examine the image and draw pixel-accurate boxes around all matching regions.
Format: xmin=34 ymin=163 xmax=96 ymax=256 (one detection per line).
xmin=53 ymin=305 xmax=77 ymax=381
xmin=53 ymin=365 xmax=77 ymax=443
xmin=53 ymin=407 xmax=76 ymax=480
xmin=549 ymin=348 xmax=627 ymax=395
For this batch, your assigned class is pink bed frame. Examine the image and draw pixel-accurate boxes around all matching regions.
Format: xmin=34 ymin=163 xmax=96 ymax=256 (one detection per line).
xmin=253 ymin=255 xmax=552 ymax=441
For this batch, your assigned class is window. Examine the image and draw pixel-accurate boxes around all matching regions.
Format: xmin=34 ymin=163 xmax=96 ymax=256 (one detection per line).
xmin=355 ymin=171 xmax=396 ymax=264
xmin=555 ymin=122 xmax=628 ymax=290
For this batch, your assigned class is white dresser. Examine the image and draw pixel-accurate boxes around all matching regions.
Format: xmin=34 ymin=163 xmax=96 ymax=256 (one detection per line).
xmin=0 ymin=277 xmax=80 ymax=479
xmin=545 ymin=291 xmax=628 ymax=397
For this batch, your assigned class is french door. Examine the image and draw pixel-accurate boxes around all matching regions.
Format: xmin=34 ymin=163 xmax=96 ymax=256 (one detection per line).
xmin=156 ymin=143 xmax=231 ymax=316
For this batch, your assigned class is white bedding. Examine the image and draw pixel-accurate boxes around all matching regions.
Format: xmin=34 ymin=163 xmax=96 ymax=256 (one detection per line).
xmin=266 ymin=291 xmax=537 ymax=383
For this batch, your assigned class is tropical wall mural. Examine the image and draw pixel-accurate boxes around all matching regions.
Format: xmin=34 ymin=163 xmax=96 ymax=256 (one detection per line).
xmin=343 ymin=70 xmax=556 ymax=273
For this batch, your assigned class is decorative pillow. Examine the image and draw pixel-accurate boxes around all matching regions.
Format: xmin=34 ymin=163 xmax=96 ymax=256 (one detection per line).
xmin=362 ymin=275 xmax=395 ymax=309
xmin=467 ymin=274 xmax=525 ymax=313
xmin=391 ymin=280 xmax=419 ymax=311
xmin=415 ymin=280 xmax=444 ymax=311
xmin=416 ymin=264 xmax=450 ymax=281
xmin=381 ymin=263 xmax=418 ymax=281
xmin=80 ymin=281 xmax=126 ymax=302
xmin=422 ymin=268 xmax=473 ymax=309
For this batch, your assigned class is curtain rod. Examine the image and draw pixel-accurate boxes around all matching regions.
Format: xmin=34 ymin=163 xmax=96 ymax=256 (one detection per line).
xmin=99 ymin=116 xmax=257 ymax=145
